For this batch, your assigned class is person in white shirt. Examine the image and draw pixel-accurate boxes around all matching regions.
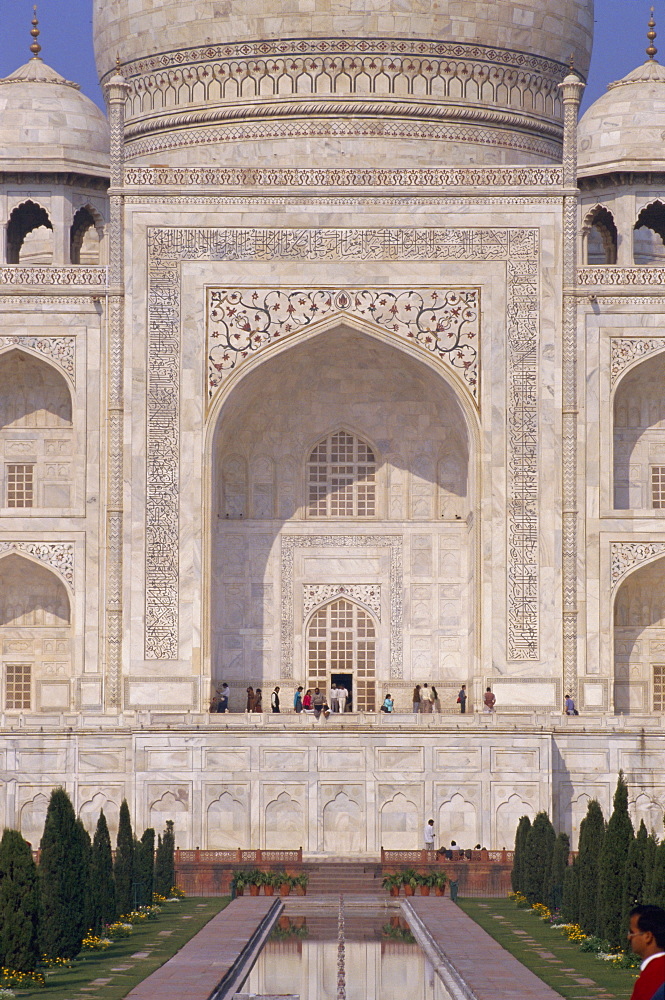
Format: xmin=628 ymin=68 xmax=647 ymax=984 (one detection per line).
xmin=420 ymin=683 xmax=433 ymax=714
xmin=337 ymin=686 xmax=348 ymax=713
xmin=329 ymin=683 xmax=339 ymax=712
xmin=424 ymin=818 xmax=435 ymax=851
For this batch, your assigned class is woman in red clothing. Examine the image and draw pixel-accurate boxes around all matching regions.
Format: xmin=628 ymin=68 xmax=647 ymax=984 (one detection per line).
xmin=628 ymin=905 xmax=665 ymax=1000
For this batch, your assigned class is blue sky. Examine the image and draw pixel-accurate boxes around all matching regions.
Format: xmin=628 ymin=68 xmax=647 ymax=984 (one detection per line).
xmin=0 ymin=0 xmax=660 ymax=114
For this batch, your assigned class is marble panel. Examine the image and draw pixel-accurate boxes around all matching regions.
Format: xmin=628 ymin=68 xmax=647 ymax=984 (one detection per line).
xmin=375 ymin=748 xmax=424 ymax=771
xmin=148 ymin=784 xmax=191 ymax=843
xmin=621 ymin=750 xmax=665 ymax=771
xmin=204 ymin=749 xmax=250 ymax=770
xmin=379 ymin=785 xmax=421 ymax=850
xmin=260 ymin=749 xmax=308 ymax=771
xmin=205 ymin=784 xmax=250 ymax=849
xmin=321 ymin=784 xmax=365 ymax=854
xmin=18 ymin=749 xmax=67 ymax=771
xmin=491 ymin=749 xmax=540 ymax=771
xmin=146 ymin=749 xmax=192 ymax=771
xmin=263 ymin=785 xmax=306 ymax=850
xmin=559 ymin=751 xmax=609 ymax=772
xmin=125 ymin=680 xmax=196 ymax=708
xmin=79 ymin=749 xmax=127 ymax=772
xmin=435 ymin=749 xmax=482 ymax=770
xmin=318 ymin=749 xmax=365 ymax=771
xmin=435 ymin=788 xmax=480 ymax=848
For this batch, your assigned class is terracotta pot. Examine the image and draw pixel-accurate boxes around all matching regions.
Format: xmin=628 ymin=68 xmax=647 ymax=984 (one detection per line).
xmin=404 ymin=884 xmax=415 ymax=896
xmin=390 ymin=886 xmax=400 ymax=897
xmin=419 ymin=886 xmax=430 ymax=896
xmin=435 ymin=886 xmax=447 ymax=897
xmin=249 ymin=884 xmax=260 ymax=896
xmin=264 ymin=884 xmax=275 ymax=896
xmin=280 ymin=884 xmax=291 ymax=896
xmin=278 ymin=915 xmax=291 ymax=930
xmin=297 ymin=885 xmax=307 ymax=895
xmin=235 ymin=887 xmax=244 ymax=896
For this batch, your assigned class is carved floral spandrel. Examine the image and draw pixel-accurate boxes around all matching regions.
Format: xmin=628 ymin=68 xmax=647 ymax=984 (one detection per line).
xmin=146 ymin=227 xmax=539 ymax=662
xmin=610 ymin=338 xmax=665 ymax=386
xmin=0 ymin=336 xmax=75 ymax=384
xmin=303 ymin=584 xmax=381 ymax=620
xmin=0 ymin=542 xmax=74 ymax=586
xmin=208 ymin=287 xmax=479 ymax=399
xmin=611 ymin=542 xmax=665 ymax=591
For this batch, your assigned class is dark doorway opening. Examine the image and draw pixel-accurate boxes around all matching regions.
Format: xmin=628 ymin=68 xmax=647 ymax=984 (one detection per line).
xmin=331 ymin=672 xmax=353 ymax=712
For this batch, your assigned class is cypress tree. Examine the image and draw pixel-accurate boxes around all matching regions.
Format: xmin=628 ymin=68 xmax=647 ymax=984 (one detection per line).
xmin=597 ymin=772 xmax=635 ymax=948
xmin=135 ymin=829 xmax=155 ymax=906
xmin=622 ymin=819 xmax=648 ymax=930
xmin=114 ymin=800 xmax=134 ymax=918
xmin=549 ymin=831 xmax=570 ymax=912
xmin=562 ymin=856 xmax=580 ymax=924
xmin=39 ymin=787 xmax=87 ymax=958
xmin=648 ymin=837 xmax=665 ymax=907
xmin=577 ymin=800 xmax=605 ymax=936
xmin=523 ymin=812 xmax=556 ymax=905
xmin=75 ymin=820 xmax=93 ymax=936
xmin=90 ymin=811 xmax=115 ymax=933
xmin=154 ymin=820 xmax=175 ymax=898
xmin=643 ymin=832 xmax=658 ymax=904
xmin=0 ymin=829 xmax=40 ymax=971
xmin=511 ymin=816 xmax=531 ymax=893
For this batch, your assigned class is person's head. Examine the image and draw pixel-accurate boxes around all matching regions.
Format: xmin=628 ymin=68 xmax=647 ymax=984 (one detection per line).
xmin=305 ymin=689 xmax=311 ymax=696
xmin=565 ymin=693 xmax=570 ymax=699
xmin=385 ymin=693 xmax=391 ymax=699
xmin=486 ymin=687 xmax=491 ymax=693
xmin=331 ymin=682 xmax=337 ymax=688
xmin=297 ymin=686 xmax=303 ymax=693
xmin=451 ymin=840 xmax=457 ymax=846
xmin=314 ymin=687 xmax=320 ymax=693
xmin=247 ymin=686 xmax=253 ymax=692
xmin=274 ymin=686 xmax=280 ymax=692
xmin=628 ymin=905 xmax=665 ymax=956
xmin=256 ymin=687 xmax=261 ymax=694
xmin=428 ymin=819 xmax=434 ymax=827
xmin=461 ymin=685 xmax=466 ymax=691
xmin=423 ymin=683 xmax=428 ymax=688
xmin=222 ymin=682 xmax=228 ymax=689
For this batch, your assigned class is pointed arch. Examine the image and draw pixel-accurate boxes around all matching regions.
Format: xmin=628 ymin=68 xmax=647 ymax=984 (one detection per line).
xmin=0 ymin=552 xmax=70 ymax=626
xmin=614 ymin=553 xmax=665 ymax=715
xmin=613 ymin=350 xmax=665 ymax=510
xmin=306 ymin=428 xmax=377 ymax=518
xmin=634 ymin=200 xmax=665 ymax=265
xmin=307 ymin=597 xmax=377 ymax=711
xmin=6 ymin=200 xmax=53 ymax=264
xmin=70 ymin=205 xmax=104 ymax=265
xmin=582 ymin=204 xmax=617 ymax=265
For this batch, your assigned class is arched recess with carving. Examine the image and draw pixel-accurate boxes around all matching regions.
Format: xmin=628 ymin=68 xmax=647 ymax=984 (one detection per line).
xmin=380 ymin=791 xmax=420 ymax=850
xmin=437 ymin=792 xmax=478 ymax=848
xmin=613 ymin=350 xmax=665 ymax=510
xmin=582 ymin=205 xmax=617 ymax=265
xmin=206 ymin=789 xmax=249 ymax=849
xmin=634 ymin=200 xmax=665 ymax=265
xmin=0 ymin=348 xmax=76 ymax=511
xmin=264 ymin=791 xmax=304 ymax=850
xmin=0 ymin=552 xmax=72 ymax=713
xmin=70 ymin=205 xmax=105 ymax=265
xmin=614 ymin=554 xmax=665 ymax=715
xmin=6 ymin=200 xmax=54 ymax=264
xmin=205 ymin=320 xmax=478 ymax=707
xmin=306 ymin=597 xmax=378 ymax=712
xmin=323 ymin=790 xmax=364 ymax=853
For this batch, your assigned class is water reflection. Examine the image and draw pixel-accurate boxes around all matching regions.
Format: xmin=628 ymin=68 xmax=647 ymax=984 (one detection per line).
xmin=243 ymin=908 xmax=454 ymax=999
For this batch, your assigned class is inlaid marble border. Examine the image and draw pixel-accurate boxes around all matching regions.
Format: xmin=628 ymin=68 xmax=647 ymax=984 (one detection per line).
xmin=0 ymin=542 xmax=74 ymax=586
xmin=611 ymin=542 xmax=665 ymax=591
xmin=0 ymin=336 xmax=75 ymax=385
xmin=281 ymin=536 xmax=401 ymax=679
xmin=145 ymin=227 xmax=539 ymax=661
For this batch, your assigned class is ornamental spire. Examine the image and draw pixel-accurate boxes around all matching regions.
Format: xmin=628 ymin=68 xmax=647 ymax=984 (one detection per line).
xmin=29 ymin=5 xmax=42 ymax=59
xmin=647 ymin=6 xmax=658 ymax=61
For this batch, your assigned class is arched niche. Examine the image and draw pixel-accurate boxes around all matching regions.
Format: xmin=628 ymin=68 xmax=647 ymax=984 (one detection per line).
xmin=379 ymin=791 xmax=419 ymax=850
xmin=322 ymin=790 xmax=364 ymax=853
xmin=614 ymin=554 xmax=665 ymax=715
xmin=6 ymin=201 xmax=54 ymax=264
xmin=264 ymin=791 xmax=304 ymax=850
xmin=613 ymin=351 xmax=665 ymax=510
xmin=207 ymin=324 xmax=476 ymax=701
xmin=207 ymin=790 xmax=249 ymax=849
xmin=70 ymin=206 xmax=104 ymax=265
xmin=583 ymin=205 xmax=617 ymax=265
xmin=634 ymin=201 xmax=665 ymax=265
xmin=437 ymin=792 xmax=478 ymax=848
xmin=0 ymin=553 xmax=70 ymax=627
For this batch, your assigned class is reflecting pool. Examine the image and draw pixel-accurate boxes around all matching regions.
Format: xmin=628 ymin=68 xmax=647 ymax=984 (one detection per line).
xmin=241 ymin=903 xmax=455 ymax=999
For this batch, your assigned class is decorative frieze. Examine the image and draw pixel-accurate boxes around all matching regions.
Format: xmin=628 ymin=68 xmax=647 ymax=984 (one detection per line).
xmin=610 ymin=338 xmax=665 ymax=385
xmin=578 ymin=267 xmax=665 ymax=286
xmin=146 ymin=226 xmax=539 ymax=661
xmin=611 ymin=542 xmax=665 ymax=591
xmin=208 ymin=287 xmax=479 ymax=400
xmin=0 ymin=336 xmax=75 ymax=384
xmin=281 ymin=536 xmax=401 ymax=679
xmin=0 ymin=542 xmax=74 ymax=586
xmin=0 ymin=267 xmax=107 ymax=286
xmin=303 ymin=585 xmax=381 ymax=620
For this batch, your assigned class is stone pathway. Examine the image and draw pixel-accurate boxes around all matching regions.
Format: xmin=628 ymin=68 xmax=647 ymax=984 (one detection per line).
xmin=123 ymin=897 xmax=281 ymax=1000
xmin=404 ymin=897 xmax=600 ymax=999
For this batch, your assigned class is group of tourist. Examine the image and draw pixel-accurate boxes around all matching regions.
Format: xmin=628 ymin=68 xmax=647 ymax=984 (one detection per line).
xmin=411 ymin=683 xmax=441 ymax=712
xmin=292 ymin=684 xmax=350 ymax=717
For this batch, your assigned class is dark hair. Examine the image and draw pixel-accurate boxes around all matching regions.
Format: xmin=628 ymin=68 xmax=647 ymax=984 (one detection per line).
xmin=631 ymin=905 xmax=665 ymax=948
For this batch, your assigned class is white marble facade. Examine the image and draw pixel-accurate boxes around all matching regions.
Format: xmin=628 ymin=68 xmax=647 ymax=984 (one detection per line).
xmin=4 ymin=1 xmax=665 ymax=851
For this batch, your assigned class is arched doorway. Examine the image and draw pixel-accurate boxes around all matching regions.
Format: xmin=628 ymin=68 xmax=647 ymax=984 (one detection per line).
xmin=307 ymin=597 xmax=376 ymax=711
xmin=614 ymin=555 xmax=665 ymax=714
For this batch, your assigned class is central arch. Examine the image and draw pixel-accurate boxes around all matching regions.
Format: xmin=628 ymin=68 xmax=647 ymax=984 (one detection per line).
xmin=204 ymin=320 xmax=480 ymax=711
xmin=307 ymin=597 xmax=377 ymax=711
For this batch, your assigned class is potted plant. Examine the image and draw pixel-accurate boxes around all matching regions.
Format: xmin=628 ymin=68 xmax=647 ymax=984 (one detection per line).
xmin=231 ymin=871 xmax=247 ymax=897
xmin=262 ymin=871 xmax=276 ymax=896
xmin=382 ymin=872 xmax=403 ymax=898
xmin=419 ymin=873 xmax=434 ymax=896
xmin=432 ymin=871 xmax=448 ymax=896
xmin=294 ymin=872 xmax=309 ymax=896
xmin=279 ymin=874 xmax=294 ymax=897
xmin=245 ymin=868 xmax=262 ymax=896
xmin=401 ymin=868 xmax=419 ymax=897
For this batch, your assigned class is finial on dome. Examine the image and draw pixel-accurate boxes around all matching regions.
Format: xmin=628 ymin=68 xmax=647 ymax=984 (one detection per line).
xmin=647 ymin=6 xmax=658 ymax=61
xmin=116 ymin=53 xmax=121 ymax=71
xmin=569 ymin=52 xmax=575 ymax=73
xmin=30 ymin=5 xmax=42 ymax=59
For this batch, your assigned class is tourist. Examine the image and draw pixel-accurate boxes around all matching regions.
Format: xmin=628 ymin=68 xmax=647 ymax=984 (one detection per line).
xmin=246 ymin=686 xmax=255 ymax=712
xmin=271 ymin=686 xmax=280 ymax=713
xmin=209 ymin=689 xmax=220 ymax=712
xmin=337 ymin=685 xmax=348 ymax=713
xmin=293 ymin=686 xmax=303 ymax=713
xmin=218 ymin=682 xmax=229 ymax=713
xmin=303 ymin=689 xmax=313 ymax=712
xmin=412 ymin=684 xmax=421 ymax=713
xmin=564 ymin=693 xmax=577 ymax=716
xmin=431 ymin=684 xmax=440 ymax=712
xmin=457 ymin=684 xmax=467 ymax=713
xmin=312 ymin=687 xmax=324 ymax=718
xmin=483 ymin=687 xmax=496 ymax=713
xmin=627 ymin=904 xmax=665 ymax=999
xmin=424 ymin=818 xmax=435 ymax=851
xmin=420 ymin=683 xmax=433 ymax=714
xmin=254 ymin=687 xmax=263 ymax=712
xmin=380 ymin=693 xmax=394 ymax=713
xmin=329 ymin=682 xmax=339 ymax=712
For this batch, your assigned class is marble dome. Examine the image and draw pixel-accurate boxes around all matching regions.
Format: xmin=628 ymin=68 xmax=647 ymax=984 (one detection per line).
xmin=0 ymin=57 xmax=109 ymax=177
xmin=93 ymin=0 xmax=593 ymax=167
xmin=578 ymin=57 xmax=665 ymax=177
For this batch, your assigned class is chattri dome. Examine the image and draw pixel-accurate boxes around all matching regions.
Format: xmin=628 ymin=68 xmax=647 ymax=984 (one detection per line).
xmin=93 ymin=0 xmax=593 ymax=167
xmin=0 ymin=56 xmax=109 ymax=178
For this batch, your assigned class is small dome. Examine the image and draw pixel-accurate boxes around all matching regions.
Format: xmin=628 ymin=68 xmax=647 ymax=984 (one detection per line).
xmin=578 ymin=58 xmax=665 ymax=176
xmin=0 ymin=57 xmax=109 ymax=177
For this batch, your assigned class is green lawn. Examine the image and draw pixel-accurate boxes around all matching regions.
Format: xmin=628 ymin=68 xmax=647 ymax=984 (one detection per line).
xmin=14 ymin=897 xmax=229 ymax=1000
xmin=458 ymin=899 xmax=638 ymax=1000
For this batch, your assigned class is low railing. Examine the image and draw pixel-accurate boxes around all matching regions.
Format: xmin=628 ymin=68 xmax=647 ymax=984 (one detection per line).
xmin=175 ymin=848 xmax=302 ymax=864
xmin=381 ymin=848 xmax=514 ymax=864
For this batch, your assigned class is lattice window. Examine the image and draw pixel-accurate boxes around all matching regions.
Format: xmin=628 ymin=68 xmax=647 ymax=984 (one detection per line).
xmin=652 ymin=467 xmax=665 ymax=509
xmin=5 ymin=662 xmax=31 ymax=710
xmin=307 ymin=431 xmax=376 ymax=517
xmin=307 ymin=598 xmax=376 ymax=711
xmin=654 ymin=664 xmax=665 ymax=712
xmin=6 ymin=464 xmax=34 ymax=507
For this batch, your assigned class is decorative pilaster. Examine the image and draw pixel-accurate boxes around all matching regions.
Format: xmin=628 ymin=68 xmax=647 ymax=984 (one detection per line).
xmin=558 ymin=70 xmax=585 ymax=700
xmin=104 ymin=67 xmax=130 ymax=709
